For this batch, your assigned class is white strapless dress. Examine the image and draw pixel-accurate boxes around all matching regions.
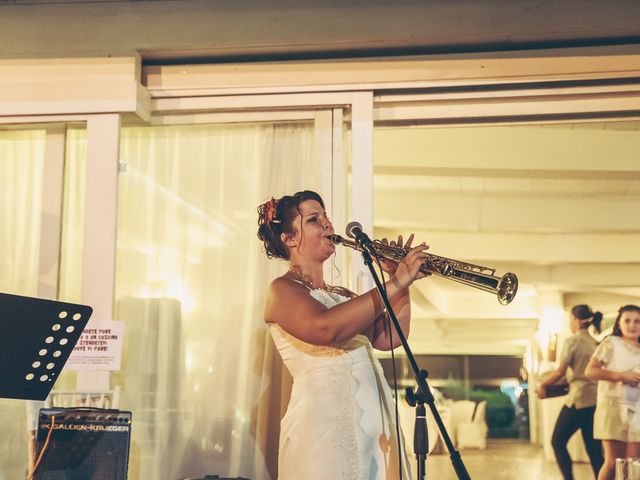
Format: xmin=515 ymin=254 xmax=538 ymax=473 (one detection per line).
xmin=268 ymin=288 xmax=412 ymax=480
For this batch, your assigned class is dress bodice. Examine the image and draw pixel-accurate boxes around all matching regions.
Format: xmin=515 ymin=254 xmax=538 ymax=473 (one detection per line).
xmin=594 ymin=335 xmax=640 ymax=404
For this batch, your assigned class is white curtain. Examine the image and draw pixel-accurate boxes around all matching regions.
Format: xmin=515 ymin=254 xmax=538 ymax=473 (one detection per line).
xmin=0 ymin=129 xmax=46 ymax=480
xmin=58 ymin=127 xmax=86 ymax=305
xmin=113 ymin=122 xmax=322 ymax=480
xmin=0 ymin=130 xmax=45 ymax=295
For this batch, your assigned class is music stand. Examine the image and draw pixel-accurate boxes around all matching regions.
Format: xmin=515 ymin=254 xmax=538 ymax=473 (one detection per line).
xmin=0 ymin=292 xmax=93 ymax=401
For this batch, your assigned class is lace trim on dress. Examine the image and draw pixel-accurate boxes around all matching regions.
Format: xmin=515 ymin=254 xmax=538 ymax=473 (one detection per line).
xmin=323 ymin=347 xmax=361 ymax=479
xmin=302 ymin=285 xmax=361 ymax=477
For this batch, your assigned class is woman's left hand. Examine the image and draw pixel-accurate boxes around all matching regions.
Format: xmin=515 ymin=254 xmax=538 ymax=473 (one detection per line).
xmin=378 ymin=234 xmax=415 ymax=275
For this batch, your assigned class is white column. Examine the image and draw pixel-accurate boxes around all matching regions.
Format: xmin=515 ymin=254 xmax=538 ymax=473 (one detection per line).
xmin=527 ymin=336 xmax=539 ymax=445
xmin=315 ymin=110 xmax=336 ymax=283
xmin=331 ymin=107 xmax=348 ymax=285
xmin=350 ymin=91 xmax=374 ymax=293
xmin=37 ymin=125 xmax=66 ymax=300
xmin=78 ymin=113 xmax=121 ymax=391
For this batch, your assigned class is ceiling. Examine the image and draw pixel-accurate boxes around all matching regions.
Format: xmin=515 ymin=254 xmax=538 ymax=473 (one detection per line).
xmin=2 ymin=0 xmax=639 ymax=61
xmin=371 ymin=121 xmax=640 ymax=356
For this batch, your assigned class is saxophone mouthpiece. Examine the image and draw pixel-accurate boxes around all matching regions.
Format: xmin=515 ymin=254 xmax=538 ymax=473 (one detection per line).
xmin=327 ymin=234 xmax=344 ymax=245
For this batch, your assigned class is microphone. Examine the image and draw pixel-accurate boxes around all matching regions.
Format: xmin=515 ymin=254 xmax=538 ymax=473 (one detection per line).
xmin=345 ymin=221 xmax=374 ymax=251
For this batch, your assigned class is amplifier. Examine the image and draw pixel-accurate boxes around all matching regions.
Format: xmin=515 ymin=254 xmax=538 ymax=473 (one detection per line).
xmin=34 ymin=407 xmax=132 ymax=480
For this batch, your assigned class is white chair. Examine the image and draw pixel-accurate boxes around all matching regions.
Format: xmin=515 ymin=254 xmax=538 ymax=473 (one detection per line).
xmin=456 ymin=400 xmax=488 ymax=450
xmin=429 ymin=403 xmax=453 ymax=454
xmin=43 ymin=386 xmax=121 ymax=409
xmin=449 ymin=399 xmax=476 ymax=447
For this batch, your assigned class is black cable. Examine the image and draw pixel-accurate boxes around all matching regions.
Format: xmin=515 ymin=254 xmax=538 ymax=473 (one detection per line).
xmin=373 ymin=255 xmax=404 ymax=480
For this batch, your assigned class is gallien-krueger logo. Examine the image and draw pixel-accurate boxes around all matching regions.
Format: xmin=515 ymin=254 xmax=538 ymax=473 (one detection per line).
xmin=39 ymin=423 xmax=129 ymax=432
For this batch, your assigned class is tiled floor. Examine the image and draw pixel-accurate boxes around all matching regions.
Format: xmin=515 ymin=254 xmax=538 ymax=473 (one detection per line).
xmin=417 ymin=439 xmax=595 ymax=480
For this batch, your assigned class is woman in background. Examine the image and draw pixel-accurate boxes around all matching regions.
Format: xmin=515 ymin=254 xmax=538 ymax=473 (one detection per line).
xmin=586 ymin=304 xmax=640 ymax=480
xmin=536 ymin=304 xmax=604 ymax=479
xmin=257 ymin=190 xmax=429 ymax=480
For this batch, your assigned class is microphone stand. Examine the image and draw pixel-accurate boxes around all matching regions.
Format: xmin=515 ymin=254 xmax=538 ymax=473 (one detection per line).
xmin=406 ymin=371 xmax=430 ymax=480
xmin=358 ymin=246 xmax=471 ymax=480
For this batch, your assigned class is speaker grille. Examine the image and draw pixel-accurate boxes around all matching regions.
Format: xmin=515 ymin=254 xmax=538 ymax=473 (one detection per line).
xmin=35 ymin=408 xmax=132 ymax=480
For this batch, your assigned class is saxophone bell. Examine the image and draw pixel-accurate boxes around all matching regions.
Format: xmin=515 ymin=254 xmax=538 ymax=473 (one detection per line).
xmin=328 ymin=234 xmax=518 ymax=305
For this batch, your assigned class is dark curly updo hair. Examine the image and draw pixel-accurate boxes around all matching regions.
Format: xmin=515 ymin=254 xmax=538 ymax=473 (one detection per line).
xmin=257 ymin=190 xmax=325 ymax=260
xmin=612 ymin=304 xmax=640 ymax=340
xmin=571 ymin=304 xmax=603 ymax=333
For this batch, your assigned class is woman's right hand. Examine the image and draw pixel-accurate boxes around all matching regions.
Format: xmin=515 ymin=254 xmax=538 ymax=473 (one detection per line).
xmin=378 ymin=234 xmax=414 ymax=276
xmin=619 ymin=369 xmax=640 ymax=386
xmin=390 ymin=242 xmax=429 ymax=290
xmin=535 ymin=384 xmax=547 ymax=399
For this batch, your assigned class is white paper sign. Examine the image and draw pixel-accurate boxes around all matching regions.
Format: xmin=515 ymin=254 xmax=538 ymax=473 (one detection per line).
xmin=66 ymin=320 xmax=125 ymax=371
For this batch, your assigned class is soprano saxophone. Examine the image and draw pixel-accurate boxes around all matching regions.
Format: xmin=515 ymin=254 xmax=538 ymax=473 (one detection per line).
xmin=328 ymin=234 xmax=518 ymax=305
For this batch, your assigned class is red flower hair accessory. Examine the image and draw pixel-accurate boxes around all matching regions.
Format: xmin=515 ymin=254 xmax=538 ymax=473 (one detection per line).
xmin=264 ymin=197 xmax=281 ymax=224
